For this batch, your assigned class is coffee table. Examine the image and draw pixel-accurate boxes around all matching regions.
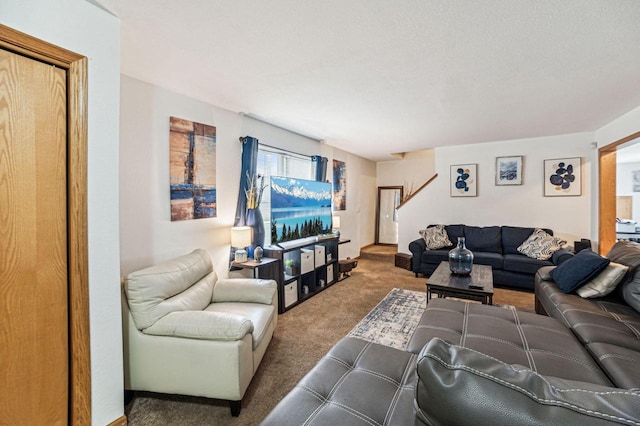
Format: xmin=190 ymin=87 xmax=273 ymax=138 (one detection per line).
xmin=426 ymin=261 xmax=493 ymax=305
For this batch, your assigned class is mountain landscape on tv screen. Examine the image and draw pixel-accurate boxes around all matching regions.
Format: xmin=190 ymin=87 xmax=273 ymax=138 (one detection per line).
xmin=270 ymin=177 xmax=332 ymax=243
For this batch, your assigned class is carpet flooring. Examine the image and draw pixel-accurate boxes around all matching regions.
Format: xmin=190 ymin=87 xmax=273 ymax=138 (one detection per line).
xmin=125 ymin=257 xmax=535 ymax=425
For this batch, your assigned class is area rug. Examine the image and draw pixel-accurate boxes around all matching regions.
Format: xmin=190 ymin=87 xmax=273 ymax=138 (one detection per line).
xmin=348 ymin=288 xmax=426 ymax=350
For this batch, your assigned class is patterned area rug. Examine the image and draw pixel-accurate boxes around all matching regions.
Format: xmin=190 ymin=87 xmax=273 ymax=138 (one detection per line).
xmin=348 ymin=288 xmax=426 ymax=350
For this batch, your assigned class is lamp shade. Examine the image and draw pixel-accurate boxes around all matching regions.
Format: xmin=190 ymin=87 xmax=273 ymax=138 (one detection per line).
xmin=332 ymin=216 xmax=341 ymax=229
xmin=231 ymin=226 xmax=252 ymax=248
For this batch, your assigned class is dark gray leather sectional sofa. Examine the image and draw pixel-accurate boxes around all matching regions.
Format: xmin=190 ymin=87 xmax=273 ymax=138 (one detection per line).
xmin=535 ymin=240 xmax=640 ymax=391
xmin=409 ymin=225 xmax=574 ymax=290
xmin=262 ymin=241 xmax=640 ymax=425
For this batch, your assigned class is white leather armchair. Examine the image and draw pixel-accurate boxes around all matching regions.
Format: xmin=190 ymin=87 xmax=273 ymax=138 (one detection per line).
xmin=121 ymin=249 xmax=277 ymax=416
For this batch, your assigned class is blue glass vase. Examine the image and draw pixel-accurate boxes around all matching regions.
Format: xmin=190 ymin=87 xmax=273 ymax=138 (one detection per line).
xmin=449 ymin=237 xmax=473 ymax=275
xmin=246 ymin=208 xmax=265 ymax=258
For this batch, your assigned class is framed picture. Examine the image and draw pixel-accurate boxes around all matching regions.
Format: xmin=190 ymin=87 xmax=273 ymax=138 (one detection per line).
xmin=169 ymin=117 xmax=217 ymax=220
xmin=450 ymin=164 xmax=477 ymax=197
xmin=332 ymin=159 xmax=346 ymax=210
xmin=495 ymin=156 xmax=523 ymax=186
xmin=544 ymin=157 xmax=581 ymax=196
xmin=633 ymin=170 xmax=640 ymax=192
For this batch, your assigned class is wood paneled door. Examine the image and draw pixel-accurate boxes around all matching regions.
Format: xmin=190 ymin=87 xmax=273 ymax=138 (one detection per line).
xmin=0 ymin=25 xmax=90 ymax=424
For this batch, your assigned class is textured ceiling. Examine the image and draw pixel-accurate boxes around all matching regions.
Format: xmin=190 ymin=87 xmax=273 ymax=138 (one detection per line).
xmin=94 ymin=0 xmax=640 ymax=161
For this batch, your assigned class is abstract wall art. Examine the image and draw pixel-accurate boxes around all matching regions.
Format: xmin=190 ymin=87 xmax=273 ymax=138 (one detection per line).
xmin=450 ymin=164 xmax=477 ymax=197
xmin=332 ymin=159 xmax=347 ymax=210
xmin=169 ymin=116 xmax=217 ymax=220
xmin=544 ymin=157 xmax=581 ymax=196
xmin=495 ymin=156 xmax=524 ymax=186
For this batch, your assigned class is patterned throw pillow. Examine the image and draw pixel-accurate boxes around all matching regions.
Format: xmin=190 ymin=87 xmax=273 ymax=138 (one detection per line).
xmin=517 ymin=228 xmax=567 ymax=260
xmin=419 ymin=225 xmax=452 ymax=250
xmin=577 ymin=262 xmax=628 ymax=298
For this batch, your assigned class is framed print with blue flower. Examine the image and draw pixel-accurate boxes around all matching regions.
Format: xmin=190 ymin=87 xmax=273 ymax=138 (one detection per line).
xmin=450 ymin=164 xmax=477 ymax=197
xmin=544 ymin=157 xmax=581 ymax=196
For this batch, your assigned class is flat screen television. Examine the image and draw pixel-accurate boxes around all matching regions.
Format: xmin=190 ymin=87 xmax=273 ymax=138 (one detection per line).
xmin=270 ymin=176 xmax=332 ymax=244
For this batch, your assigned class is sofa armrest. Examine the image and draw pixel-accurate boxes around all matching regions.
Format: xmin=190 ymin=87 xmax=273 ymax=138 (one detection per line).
xmin=143 ymin=310 xmax=253 ymax=341
xmin=551 ymin=248 xmax=574 ymax=265
xmin=213 ymin=278 xmax=277 ymax=305
xmin=409 ymin=238 xmax=427 ymax=272
xmin=415 ymin=338 xmax=640 ymax=426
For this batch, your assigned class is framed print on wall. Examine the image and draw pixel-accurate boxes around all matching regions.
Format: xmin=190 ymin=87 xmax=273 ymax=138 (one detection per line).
xmin=544 ymin=157 xmax=581 ymax=196
xmin=495 ymin=156 xmax=523 ymax=186
xmin=332 ymin=159 xmax=346 ymax=210
xmin=169 ymin=117 xmax=217 ymax=220
xmin=450 ymin=164 xmax=477 ymax=197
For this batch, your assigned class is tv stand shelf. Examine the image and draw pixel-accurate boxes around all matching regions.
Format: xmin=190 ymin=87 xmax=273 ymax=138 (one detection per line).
xmin=264 ymin=236 xmax=339 ymax=313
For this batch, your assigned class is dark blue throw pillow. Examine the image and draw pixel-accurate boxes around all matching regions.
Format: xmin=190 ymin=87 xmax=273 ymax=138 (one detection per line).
xmin=550 ymin=249 xmax=610 ymax=293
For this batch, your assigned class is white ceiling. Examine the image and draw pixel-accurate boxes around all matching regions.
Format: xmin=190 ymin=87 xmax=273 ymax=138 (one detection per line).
xmin=93 ymin=0 xmax=640 ymax=161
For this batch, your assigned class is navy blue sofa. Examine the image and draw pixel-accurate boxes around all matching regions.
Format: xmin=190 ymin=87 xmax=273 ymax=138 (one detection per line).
xmin=408 ymin=225 xmax=574 ymax=290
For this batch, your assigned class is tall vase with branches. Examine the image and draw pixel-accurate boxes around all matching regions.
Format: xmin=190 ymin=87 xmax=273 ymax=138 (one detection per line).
xmin=245 ymin=172 xmax=267 ymax=256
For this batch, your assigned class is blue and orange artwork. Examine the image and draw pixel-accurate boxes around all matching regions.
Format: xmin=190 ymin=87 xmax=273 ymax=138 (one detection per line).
xmin=169 ymin=117 xmax=217 ymax=220
xmin=544 ymin=157 xmax=581 ymax=196
xmin=332 ymin=159 xmax=346 ymax=211
xmin=451 ymin=164 xmax=477 ymax=196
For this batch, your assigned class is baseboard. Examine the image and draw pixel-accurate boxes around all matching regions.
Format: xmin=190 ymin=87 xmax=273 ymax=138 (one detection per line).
xmin=108 ymin=415 xmax=127 ymax=426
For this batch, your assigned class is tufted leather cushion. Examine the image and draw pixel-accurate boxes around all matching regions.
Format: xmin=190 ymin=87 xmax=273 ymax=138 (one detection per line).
xmin=125 ymin=249 xmax=216 ymax=330
xmin=408 ymin=298 xmax=611 ymax=385
xmin=261 ymin=337 xmax=417 ymax=425
xmin=415 ymin=338 xmax=640 ymax=426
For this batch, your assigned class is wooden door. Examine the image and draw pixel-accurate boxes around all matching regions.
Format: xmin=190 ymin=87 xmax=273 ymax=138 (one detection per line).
xmin=0 ymin=48 xmax=69 ymax=424
xmin=617 ymin=196 xmax=633 ymax=220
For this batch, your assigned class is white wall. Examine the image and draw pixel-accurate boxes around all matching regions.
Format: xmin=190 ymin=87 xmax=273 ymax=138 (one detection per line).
xmin=2 ymin=0 xmax=123 ymax=424
xmin=120 ymin=75 xmax=376 ymax=275
xmin=376 ymin=150 xmax=436 ymax=193
xmin=398 ymin=133 xmax=595 ymax=252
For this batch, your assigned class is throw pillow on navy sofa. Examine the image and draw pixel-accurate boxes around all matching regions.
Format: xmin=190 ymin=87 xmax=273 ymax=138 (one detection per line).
xmin=550 ymin=250 xmax=610 ymax=293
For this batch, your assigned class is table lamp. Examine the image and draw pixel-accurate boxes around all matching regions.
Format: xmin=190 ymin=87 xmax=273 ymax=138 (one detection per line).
xmin=231 ymin=226 xmax=252 ymax=262
xmin=332 ymin=216 xmax=340 ymax=238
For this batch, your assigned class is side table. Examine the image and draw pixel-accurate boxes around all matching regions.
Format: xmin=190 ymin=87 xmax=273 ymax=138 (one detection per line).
xmin=231 ymin=257 xmax=280 ymax=280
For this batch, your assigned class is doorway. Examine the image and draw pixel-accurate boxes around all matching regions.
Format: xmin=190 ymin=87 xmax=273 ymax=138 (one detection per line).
xmin=0 ymin=24 xmax=90 ymax=424
xmin=375 ymin=186 xmax=403 ymax=245
xmin=599 ymin=131 xmax=640 ymax=254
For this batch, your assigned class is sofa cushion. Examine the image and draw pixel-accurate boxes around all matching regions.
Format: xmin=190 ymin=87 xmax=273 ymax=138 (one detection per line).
xmin=464 ymin=226 xmax=502 ymax=254
xmin=261 ymin=337 xmax=417 ymax=426
xmin=125 ymin=249 xmax=216 ymax=330
xmin=143 ymin=310 xmax=253 ymax=341
xmin=420 ymin=249 xmax=449 ymax=264
xmin=586 ymin=342 xmax=640 ymax=390
xmin=606 ymin=240 xmax=640 ymax=271
xmin=419 ymin=224 xmax=452 ymax=250
xmin=503 ymin=253 xmax=553 ymax=275
xmin=444 ymin=224 xmax=465 ymax=242
xmin=408 ymin=298 xmax=611 ymax=385
xmin=207 ymin=302 xmax=276 ymax=350
xmin=577 ymin=262 xmax=628 ymax=299
xmin=621 ymin=275 xmax=640 ymax=314
xmin=415 ymin=338 xmax=640 ymax=426
xmin=471 ymin=252 xmax=503 ymax=270
xmin=550 ymin=249 xmax=610 ymax=293
xmin=502 ymin=226 xmax=553 ymax=255
xmin=517 ymin=228 xmax=566 ymax=260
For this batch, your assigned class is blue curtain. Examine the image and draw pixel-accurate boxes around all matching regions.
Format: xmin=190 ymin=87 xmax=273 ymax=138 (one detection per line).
xmin=234 ymin=136 xmax=259 ymax=226
xmin=312 ymin=155 xmax=328 ymax=182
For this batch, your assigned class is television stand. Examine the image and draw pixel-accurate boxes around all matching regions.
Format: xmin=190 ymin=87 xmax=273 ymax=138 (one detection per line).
xmin=263 ymin=236 xmax=340 ymax=313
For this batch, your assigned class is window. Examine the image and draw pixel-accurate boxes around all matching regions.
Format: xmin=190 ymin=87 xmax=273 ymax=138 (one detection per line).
xmin=256 ymin=145 xmax=312 ymax=246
